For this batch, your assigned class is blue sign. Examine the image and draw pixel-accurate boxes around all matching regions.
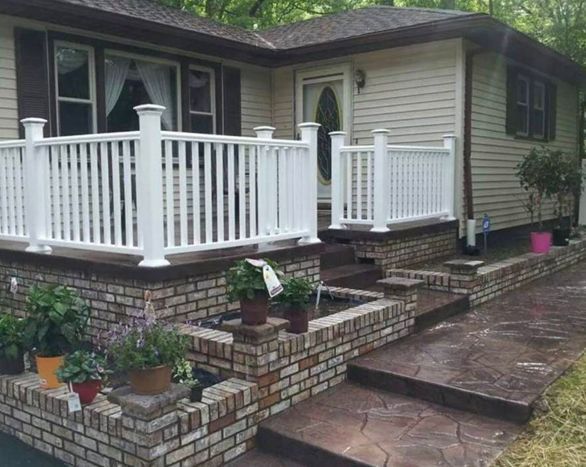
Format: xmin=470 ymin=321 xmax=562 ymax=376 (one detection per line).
xmin=482 ymin=214 xmax=491 ymax=234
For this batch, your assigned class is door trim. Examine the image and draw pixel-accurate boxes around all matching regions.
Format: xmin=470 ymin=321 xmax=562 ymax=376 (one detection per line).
xmin=294 ymin=63 xmax=352 ymax=143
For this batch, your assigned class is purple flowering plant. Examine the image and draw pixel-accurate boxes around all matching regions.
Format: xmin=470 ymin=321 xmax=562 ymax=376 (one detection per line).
xmin=104 ymin=311 xmax=187 ymax=371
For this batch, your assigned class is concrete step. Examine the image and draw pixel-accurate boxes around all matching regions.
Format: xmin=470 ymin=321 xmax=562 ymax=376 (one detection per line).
xmin=415 ymin=290 xmax=470 ymax=332
xmin=320 ymin=263 xmax=382 ymax=289
xmin=254 ymin=382 xmax=519 ymax=467
xmin=320 ymin=243 xmax=356 ymax=270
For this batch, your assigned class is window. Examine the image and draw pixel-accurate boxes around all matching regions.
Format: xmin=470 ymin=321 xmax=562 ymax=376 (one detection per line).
xmin=188 ymin=66 xmax=215 ymax=134
xmin=55 ymin=43 xmax=96 ymax=136
xmin=507 ymin=67 xmax=556 ymax=141
xmin=105 ymin=52 xmax=179 ymax=132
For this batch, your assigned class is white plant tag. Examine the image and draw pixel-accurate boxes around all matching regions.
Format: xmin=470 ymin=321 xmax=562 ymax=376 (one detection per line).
xmin=9 ymin=277 xmax=18 ymax=295
xmin=263 ymin=264 xmax=283 ymax=298
xmin=245 ymin=258 xmax=266 ymax=268
xmin=67 ymin=391 xmax=82 ymax=413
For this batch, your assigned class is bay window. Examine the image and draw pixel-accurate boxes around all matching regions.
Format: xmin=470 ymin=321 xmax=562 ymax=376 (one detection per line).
xmin=55 ymin=43 xmax=96 ymax=136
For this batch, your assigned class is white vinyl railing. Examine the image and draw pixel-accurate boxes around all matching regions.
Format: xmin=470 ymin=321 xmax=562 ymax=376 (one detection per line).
xmin=0 ymin=105 xmax=320 ymax=267
xmin=330 ymin=130 xmax=456 ymax=232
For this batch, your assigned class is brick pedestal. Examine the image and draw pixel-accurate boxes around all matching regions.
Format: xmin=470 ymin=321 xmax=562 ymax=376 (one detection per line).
xmin=377 ymin=277 xmax=424 ymax=312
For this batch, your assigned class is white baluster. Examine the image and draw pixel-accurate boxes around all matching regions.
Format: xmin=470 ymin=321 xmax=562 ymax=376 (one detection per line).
xmin=22 ymin=118 xmax=52 ymax=253
xmin=135 ymin=104 xmax=169 ymax=267
xmin=298 ymin=122 xmax=321 ymax=244
xmin=329 ymin=131 xmax=346 ymax=229
xmin=254 ymin=126 xmax=275 ymax=236
xmin=443 ymin=134 xmax=457 ymax=220
xmin=371 ymin=129 xmax=390 ymax=232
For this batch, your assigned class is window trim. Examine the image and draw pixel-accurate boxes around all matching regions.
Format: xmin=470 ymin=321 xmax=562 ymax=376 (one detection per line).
xmin=104 ymin=48 xmax=182 ymax=132
xmin=532 ymin=80 xmax=546 ymax=139
xmin=188 ymin=64 xmax=216 ymax=134
xmin=516 ymin=74 xmax=530 ymax=137
xmin=54 ymin=41 xmax=97 ymax=136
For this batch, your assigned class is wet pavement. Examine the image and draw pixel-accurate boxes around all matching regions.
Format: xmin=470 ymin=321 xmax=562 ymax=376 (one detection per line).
xmin=231 ymin=261 xmax=586 ymax=466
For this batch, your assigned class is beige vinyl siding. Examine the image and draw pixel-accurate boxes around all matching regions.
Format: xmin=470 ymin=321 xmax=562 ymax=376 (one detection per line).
xmin=240 ymin=66 xmax=272 ymax=136
xmin=470 ymin=52 xmax=579 ymax=232
xmin=353 ymin=40 xmax=458 ymax=146
xmin=270 ymin=39 xmax=460 ymax=146
xmin=0 ymin=21 xmax=18 ymax=140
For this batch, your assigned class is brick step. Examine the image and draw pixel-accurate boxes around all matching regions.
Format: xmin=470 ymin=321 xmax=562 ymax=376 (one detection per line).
xmin=320 ymin=243 xmax=356 ymax=270
xmin=320 ymin=264 xmax=382 ymax=289
xmin=241 ymin=382 xmax=519 ymax=467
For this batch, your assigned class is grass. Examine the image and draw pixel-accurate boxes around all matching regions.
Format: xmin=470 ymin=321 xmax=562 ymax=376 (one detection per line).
xmin=496 ymin=353 xmax=586 ymax=467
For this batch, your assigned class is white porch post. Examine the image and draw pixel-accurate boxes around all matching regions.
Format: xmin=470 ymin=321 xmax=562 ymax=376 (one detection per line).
xmin=254 ymin=126 xmax=275 ymax=236
xmin=298 ymin=122 xmax=321 ymax=244
xmin=443 ymin=134 xmax=457 ymax=220
xmin=371 ymin=129 xmax=390 ymax=233
xmin=22 ymin=118 xmax=52 ymax=254
xmin=329 ymin=131 xmax=346 ymax=230
xmin=135 ymin=104 xmax=169 ymax=267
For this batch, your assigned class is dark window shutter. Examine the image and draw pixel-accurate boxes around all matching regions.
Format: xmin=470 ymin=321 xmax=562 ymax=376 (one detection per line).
xmin=14 ymin=28 xmax=51 ymax=137
xmin=222 ymin=66 xmax=241 ymax=136
xmin=547 ymin=81 xmax=557 ymax=141
xmin=505 ymin=66 xmax=519 ymax=135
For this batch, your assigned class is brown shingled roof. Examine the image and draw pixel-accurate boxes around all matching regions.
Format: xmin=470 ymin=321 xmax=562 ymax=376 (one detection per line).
xmin=259 ymin=6 xmax=477 ymax=50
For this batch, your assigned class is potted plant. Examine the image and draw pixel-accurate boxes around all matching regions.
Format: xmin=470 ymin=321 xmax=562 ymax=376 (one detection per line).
xmin=227 ymin=259 xmax=281 ymax=325
xmin=516 ymin=147 xmax=556 ymax=253
xmin=275 ymin=277 xmax=314 ymax=334
xmin=106 ymin=313 xmax=187 ymax=395
xmin=173 ymin=357 xmax=203 ymax=402
xmin=56 ymin=350 xmax=109 ymax=404
xmin=0 ymin=314 xmax=26 ymax=375
xmin=550 ymin=151 xmax=583 ymax=246
xmin=24 ymin=286 xmax=90 ymax=389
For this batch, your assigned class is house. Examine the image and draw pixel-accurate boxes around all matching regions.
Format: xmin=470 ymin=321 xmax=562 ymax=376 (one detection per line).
xmin=0 ymin=2 xmax=584 ymax=300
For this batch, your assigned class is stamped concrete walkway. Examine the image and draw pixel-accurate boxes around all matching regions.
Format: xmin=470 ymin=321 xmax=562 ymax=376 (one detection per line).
xmin=231 ymin=261 xmax=586 ymax=466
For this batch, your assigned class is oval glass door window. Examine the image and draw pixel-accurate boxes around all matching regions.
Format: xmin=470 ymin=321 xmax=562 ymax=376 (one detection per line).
xmin=315 ymin=86 xmax=341 ymax=184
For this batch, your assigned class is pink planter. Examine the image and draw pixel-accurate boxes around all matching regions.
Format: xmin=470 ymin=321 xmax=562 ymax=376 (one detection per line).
xmin=530 ymin=231 xmax=552 ymax=254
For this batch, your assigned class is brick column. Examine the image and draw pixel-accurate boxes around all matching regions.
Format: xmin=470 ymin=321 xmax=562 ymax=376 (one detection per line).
xmin=444 ymin=259 xmax=484 ymax=294
xmin=220 ymin=318 xmax=289 ymax=381
xmin=377 ymin=277 xmax=424 ymax=313
xmin=108 ymin=384 xmax=189 ymax=465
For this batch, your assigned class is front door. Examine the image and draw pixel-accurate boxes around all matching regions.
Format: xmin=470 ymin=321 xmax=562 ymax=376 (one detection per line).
xmin=296 ymin=66 xmax=351 ymax=203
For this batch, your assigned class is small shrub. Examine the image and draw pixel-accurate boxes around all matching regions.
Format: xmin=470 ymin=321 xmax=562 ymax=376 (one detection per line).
xmin=24 ymin=285 xmax=90 ymax=357
xmin=226 ymin=259 xmax=281 ymax=301
xmin=56 ymin=350 xmax=109 ymax=384
xmin=275 ymin=277 xmax=314 ymax=309
xmin=0 ymin=314 xmax=26 ymax=359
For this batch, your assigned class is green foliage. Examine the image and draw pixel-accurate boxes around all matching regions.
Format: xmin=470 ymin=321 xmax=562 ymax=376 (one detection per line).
xmin=516 ymin=147 xmax=559 ymax=229
xmin=226 ymin=259 xmax=281 ymax=301
xmin=56 ymin=350 xmax=110 ymax=384
xmin=0 ymin=314 xmax=26 ymax=359
xmin=548 ymin=150 xmax=584 ymax=224
xmin=106 ymin=316 xmax=187 ymax=371
xmin=275 ymin=277 xmax=314 ymax=309
xmin=172 ymin=357 xmax=201 ymax=388
xmin=24 ymin=285 xmax=90 ymax=358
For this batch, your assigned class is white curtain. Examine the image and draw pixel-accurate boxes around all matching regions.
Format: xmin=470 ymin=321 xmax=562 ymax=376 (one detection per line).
xmin=136 ymin=61 xmax=175 ymax=130
xmin=105 ymin=56 xmax=131 ymax=116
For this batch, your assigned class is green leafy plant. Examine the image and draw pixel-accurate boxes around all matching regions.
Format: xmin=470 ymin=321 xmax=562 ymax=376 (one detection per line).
xmin=516 ymin=147 xmax=558 ymax=230
xmin=106 ymin=313 xmax=187 ymax=372
xmin=172 ymin=357 xmax=201 ymax=389
xmin=0 ymin=314 xmax=26 ymax=359
xmin=548 ymin=150 xmax=584 ymax=227
xmin=56 ymin=350 xmax=110 ymax=384
xmin=274 ymin=277 xmax=314 ymax=309
xmin=226 ymin=259 xmax=281 ymax=301
xmin=24 ymin=285 xmax=90 ymax=357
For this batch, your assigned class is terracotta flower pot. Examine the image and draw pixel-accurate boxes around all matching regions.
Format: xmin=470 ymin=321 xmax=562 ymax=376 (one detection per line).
xmin=530 ymin=231 xmax=552 ymax=254
xmin=36 ymin=355 xmax=65 ymax=389
xmin=0 ymin=351 xmax=25 ymax=375
xmin=240 ymin=293 xmax=269 ymax=325
xmin=284 ymin=305 xmax=309 ymax=334
xmin=72 ymin=380 xmax=102 ymax=405
xmin=129 ymin=365 xmax=172 ymax=395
